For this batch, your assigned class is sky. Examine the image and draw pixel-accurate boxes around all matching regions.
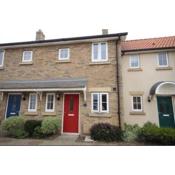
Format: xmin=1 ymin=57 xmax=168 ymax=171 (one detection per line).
xmin=0 ymin=0 xmax=174 ymax=43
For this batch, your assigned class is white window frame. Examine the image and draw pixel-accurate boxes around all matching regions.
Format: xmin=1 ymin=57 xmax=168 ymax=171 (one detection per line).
xmin=22 ymin=51 xmax=33 ymax=63
xmin=28 ymin=93 xmax=37 ymax=112
xmin=45 ymin=93 xmax=55 ymax=112
xmin=0 ymin=50 xmax=5 ymax=68
xmin=58 ymin=48 xmax=70 ymax=60
xmin=131 ymin=96 xmax=143 ymax=112
xmin=129 ymin=55 xmax=140 ymax=68
xmin=91 ymin=93 xmax=109 ymax=113
xmin=91 ymin=42 xmax=108 ymax=62
xmin=157 ymin=52 xmax=169 ymax=67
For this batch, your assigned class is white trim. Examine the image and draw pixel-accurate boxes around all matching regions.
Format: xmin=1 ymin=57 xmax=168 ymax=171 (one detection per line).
xmin=45 ymin=93 xmax=55 ymax=112
xmin=62 ymin=93 xmax=80 ymax=135
xmin=28 ymin=93 xmax=37 ymax=112
xmin=91 ymin=42 xmax=108 ymax=62
xmin=58 ymin=48 xmax=70 ymax=60
xmin=131 ymin=96 xmax=143 ymax=112
xmin=157 ymin=52 xmax=169 ymax=67
xmin=91 ymin=92 xmax=109 ymax=113
xmin=5 ymin=93 xmax=22 ymax=119
xmin=129 ymin=55 xmax=140 ymax=68
xmin=22 ymin=51 xmax=33 ymax=62
xmin=156 ymin=81 xmax=175 ymax=95
xmin=0 ymin=87 xmax=86 ymax=92
xmin=0 ymin=50 xmax=5 ymax=68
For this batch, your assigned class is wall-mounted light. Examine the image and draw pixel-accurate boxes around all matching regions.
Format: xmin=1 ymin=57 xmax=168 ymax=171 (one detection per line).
xmin=22 ymin=93 xmax=26 ymax=101
xmin=147 ymin=95 xmax=152 ymax=102
xmin=56 ymin=93 xmax=60 ymax=100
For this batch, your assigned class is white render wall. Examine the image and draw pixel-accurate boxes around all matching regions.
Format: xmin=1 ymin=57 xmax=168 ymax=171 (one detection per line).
xmin=121 ymin=50 xmax=175 ymax=127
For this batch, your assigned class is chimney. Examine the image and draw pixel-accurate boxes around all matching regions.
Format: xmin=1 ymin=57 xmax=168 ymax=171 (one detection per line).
xmin=36 ymin=29 xmax=45 ymax=40
xmin=102 ymin=29 xmax=108 ymax=35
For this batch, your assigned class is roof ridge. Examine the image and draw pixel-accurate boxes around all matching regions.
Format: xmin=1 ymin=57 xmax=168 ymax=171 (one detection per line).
xmin=124 ymin=35 xmax=175 ymax=42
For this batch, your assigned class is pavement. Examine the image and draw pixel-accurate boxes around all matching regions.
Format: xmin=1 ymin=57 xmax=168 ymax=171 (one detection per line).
xmin=0 ymin=135 xmax=144 ymax=146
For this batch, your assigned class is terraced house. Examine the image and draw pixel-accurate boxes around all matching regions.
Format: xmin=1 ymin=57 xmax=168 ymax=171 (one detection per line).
xmin=121 ymin=36 xmax=175 ymax=128
xmin=0 ymin=30 xmax=127 ymax=134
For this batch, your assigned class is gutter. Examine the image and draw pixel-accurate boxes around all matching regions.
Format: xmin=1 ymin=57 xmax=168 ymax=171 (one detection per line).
xmin=116 ymin=38 xmax=121 ymax=129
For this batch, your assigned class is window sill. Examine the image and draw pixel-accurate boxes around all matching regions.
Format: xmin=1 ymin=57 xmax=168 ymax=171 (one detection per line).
xmin=56 ymin=60 xmax=71 ymax=63
xmin=128 ymin=68 xmax=142 ymax=72
xmin=156 ymin=66 xmax=173 ymax=71
xmin=88 ymin=113 xmax=111 ymax=118
xmin=42 ymin=112 xmax=56 ymax=116
xmin=89 ymin=61 xmax=111 ymax=65
xmin=129 ymin=111 xmax=146 ymax=115
xmin=24 ymin=112 xmax=38 ymax=116
xmin=19 ymin=62 xmax=33 ymax=65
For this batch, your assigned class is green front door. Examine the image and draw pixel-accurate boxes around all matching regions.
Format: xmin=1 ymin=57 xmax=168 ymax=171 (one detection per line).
xmin=157 ymin=96 xmax=174 ymax=128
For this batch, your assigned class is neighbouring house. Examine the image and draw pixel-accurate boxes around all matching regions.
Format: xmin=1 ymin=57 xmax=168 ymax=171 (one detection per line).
xmin=121 ymin=36 xmax=175 ymax=128
xmin=0 ymin=29 xmax=127 ymax=134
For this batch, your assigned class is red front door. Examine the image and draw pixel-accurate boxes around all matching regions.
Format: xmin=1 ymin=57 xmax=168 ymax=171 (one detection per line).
xmin=63 ymin=94 xmax=79 ymax=133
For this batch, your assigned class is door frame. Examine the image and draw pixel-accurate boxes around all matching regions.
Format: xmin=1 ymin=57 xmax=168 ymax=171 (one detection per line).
xmin=156 ymin=95 xmax=175 ymax=127
xmin=5 ymin=93 xmax=22 ymax=119
xmin=61 ymin=93 xmax=80 ymax=135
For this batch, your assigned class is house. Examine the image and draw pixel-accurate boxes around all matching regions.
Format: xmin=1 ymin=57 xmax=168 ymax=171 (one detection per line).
xmin=121 ymin=36 xmax=175 ymax=128
xmin=0 ymin=29 xmax=127 ymax=134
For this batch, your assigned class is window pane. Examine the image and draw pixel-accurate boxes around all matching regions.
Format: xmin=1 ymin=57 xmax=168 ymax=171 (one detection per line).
xmin=158 ymin=53 xmax=167 ymax=66
xmin=69 ymin=96 xmax=74 ymax=113
xmin=60 ymin=49 xmax=69 ymax=59
xmin=93 ymin=44 xmax=98 ymax=60
xmin=47 ymin=94 xmax=54 ymax=110
xmin=101 ymin=43 xmax=106 ymax=60
xmin=93 ymin=94 xmax=99 ymax=111
xmin=0 ymin=51 xmax=4 ymax=66
xmin=130 ymin=56 xmax=139 ymax=68
xmin=133 ymin=96 xmax=142 ymax=110
xmin=23 ymin=51 xmax=32 ymax=61
xmin=29 ymin=94 xmax=37 ymax=110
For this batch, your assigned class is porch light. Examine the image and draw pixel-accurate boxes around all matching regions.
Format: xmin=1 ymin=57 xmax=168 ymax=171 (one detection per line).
xmin=56 ymin=93 xmax=60 ymax=100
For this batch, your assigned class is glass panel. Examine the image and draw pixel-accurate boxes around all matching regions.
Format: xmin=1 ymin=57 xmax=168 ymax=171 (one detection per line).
xmin=101 ymin=43 xmax=106 ymax=60
xmin=158 ymin=53 xmax=167 ymax=66
xmin=60 ymin=49 xmax=68 ymax=59
xmin=69 ymin=96 xmax=74 ymax=113
xmin=30 ymin=94 xmax=36 ymax=110
xmin=47 ymin=95 xmax=54 ymax=110
xmin=130 ymin=56 xmax=139 ymax=68
xmin=23 ymin=51 xmax=32 ymax=61
xmin=0 ymin=51 xmax=3 ymax=65
xmin=93 ymin=44 xmax=98 ymax=60
xmin=93 ymin=94 xmax=99 ymax=111
xmin=133 ymin=96 xmax=142 ymax=110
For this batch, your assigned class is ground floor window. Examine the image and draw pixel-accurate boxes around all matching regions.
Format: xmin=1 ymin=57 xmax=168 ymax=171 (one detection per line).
xmin=45 ymin=93 xmax=55 ymax=112
xmin=132 ymin=96 xmax=142 ymax=111
xmin=91 ymin=93 xmax=109 ymax=113
xmin=28 ymin=93 xmax=37 ymax=112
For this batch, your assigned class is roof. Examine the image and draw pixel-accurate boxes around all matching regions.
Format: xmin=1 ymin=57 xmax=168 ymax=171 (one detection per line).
xmin=122 ymin=36 xmax=175 ymax=52
xmin=0 ymin=78 xmax=87 ymax=90
xmin=0 ymin=32 xmax=128 ymax=48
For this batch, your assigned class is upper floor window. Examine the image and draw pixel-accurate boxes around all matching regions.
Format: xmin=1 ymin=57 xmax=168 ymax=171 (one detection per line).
xmin=158 ymin=52 xmax=168 ymax=67
xmin=45 ymin=93 xmax=55 ymax=112
xmin=0 ymin=50 xmax=5 ymax=67
xmin=130 ymin=55 xmax=140 ymax=68
xmin=132 ymin=96 xmax=142 ymax=112
xmin=22 ymin=51 xmax=33 ymax=62
xmin=58 ymin=48 xmax=70 ymax=60
xmin=28 ymin=93 xmax=37 ymax=112
xmin=91 ymin=93 xmax=109 ymax=113
xmin=92 ymin=42 xmax=108 ymax=62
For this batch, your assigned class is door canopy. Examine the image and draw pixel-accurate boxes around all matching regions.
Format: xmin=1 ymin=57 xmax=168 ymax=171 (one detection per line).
xmin=149 ymin=81 xmax=175 ymax=96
